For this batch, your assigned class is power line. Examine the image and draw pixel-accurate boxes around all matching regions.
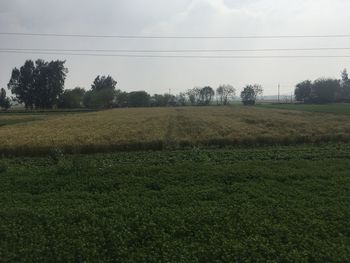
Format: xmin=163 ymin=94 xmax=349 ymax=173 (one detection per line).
xmin=1 ymin=47 xmax=350 ymax=53
xmin=1 ymin=32 xmax=350 ymax=39
xmin=1 ymin=50 xmax=350 ymax=58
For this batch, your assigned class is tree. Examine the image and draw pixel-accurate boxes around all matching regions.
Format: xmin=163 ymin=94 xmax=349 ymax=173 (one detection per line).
xmin=0 ymin=88 xmax=11 ymax=110
xmin=216 ymin=85 xmax=236 ymax=105
xmin=295 ymin=80 xmax=312 ymax=103
xmin=58 ymin=87 xmax=86 ymax=108
xmin=127 ymin=91 xmax=150 ymax=107
xmin=199 ymin=86 xmax=215 ymax=105
xmin=176 ymin=92 xmax=187 ymax=106
xmin=8 ymin=59 xmax=68 ymax=109
xmin=8 ymin=60 xmax=35 ymax=109
xmin=240 ymin=84 xmax=263 ymax=105
xmin=84 ymin=75 xmax=117 ymax=109
xmin=187 ymin=87 xmax=201 ymax=105
xmin=310 ymin=78 xmax=340 ymax=103
xmin=91 ymin=75 xmax=117 ymax=91
xmin=115 ymin=90 xmax=129 ymax=108
xmin=340 ymin=69 xmax=350 ymax=101
xmin=151 ymin=93 xmax=176 ymax=107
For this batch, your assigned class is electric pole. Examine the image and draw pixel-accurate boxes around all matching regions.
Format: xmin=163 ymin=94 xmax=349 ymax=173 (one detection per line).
xmin=278 ymin=84 xmax=280 ymax=103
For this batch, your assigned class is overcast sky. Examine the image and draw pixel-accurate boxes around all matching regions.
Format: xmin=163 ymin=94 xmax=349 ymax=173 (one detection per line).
xmin=1 ymin=0 xmax=350 ymax=95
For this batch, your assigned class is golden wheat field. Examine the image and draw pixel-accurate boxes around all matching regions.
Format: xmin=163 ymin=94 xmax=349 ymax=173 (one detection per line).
xmin=1 ymin=106 xmax=350 ymax=155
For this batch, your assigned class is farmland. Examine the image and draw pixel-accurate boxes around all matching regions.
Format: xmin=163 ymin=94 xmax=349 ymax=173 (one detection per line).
xmin=258 ymin=103 xmax=350 ymax=115
xmin=1 ymin=105 xmax=350 ymax=262
xmin=1 ymin=106 xmax=350 ymax=155
xmin=0 ymin=144 xmax=349 ymax=262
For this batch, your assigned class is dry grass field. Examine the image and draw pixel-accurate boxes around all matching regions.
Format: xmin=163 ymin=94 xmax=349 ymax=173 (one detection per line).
xmin=1 ymin=106 xmax=350 ymax=155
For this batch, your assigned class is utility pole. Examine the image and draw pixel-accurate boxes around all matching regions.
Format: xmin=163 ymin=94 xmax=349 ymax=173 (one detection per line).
xmin=278 ymin=84 xmax=280 ymax=103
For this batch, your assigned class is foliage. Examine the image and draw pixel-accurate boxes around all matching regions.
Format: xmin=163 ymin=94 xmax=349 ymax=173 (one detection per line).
xmin=241 ymin=84 xmax=263 ymax=105
xmin=310 ymin=78 xmax=341 ymax=103
xmin=8 ymin=59 xmax=68 ymax=109
xmin=83 ymin=76 xmax=117 ymax=109
xmin=127 ymin=91 xmax=151 ymax=107
xmin=0 ymin=88 xmax=11 ymax=110
xmin=58 ymin=87 xmax=85 ymax=108
xmin=294 ymin=80 xmax=312 ymax=103
xmin=0 ymin=144 xmax=349 ymax=262
xmin=216 ymin=84 xmax=236 ymax=105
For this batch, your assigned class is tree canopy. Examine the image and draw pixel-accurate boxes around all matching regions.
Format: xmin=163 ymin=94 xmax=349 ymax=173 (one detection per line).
xmin=241 ymin=84 xmax=263 ymax=105
xmin=8 ymin=59 xmax=68 ymax=109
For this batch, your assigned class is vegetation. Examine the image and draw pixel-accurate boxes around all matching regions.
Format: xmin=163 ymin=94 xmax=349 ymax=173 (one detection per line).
xmin=0 ymin=106 xmax=349 ymax=155
xmin=8 ymin=59 xmax=68 ymax=109
xmin=0 ymin=88 xmax=11 ymax=110
xmin=294 ymin=69 xmax=350 ymax=104
xmin=258 ymin=103 xmax=350 ymax=115
xmin=0 ymin=144 xmax=349 ymax=262
xmin=240 ymin=84 xmax=263 ymax=105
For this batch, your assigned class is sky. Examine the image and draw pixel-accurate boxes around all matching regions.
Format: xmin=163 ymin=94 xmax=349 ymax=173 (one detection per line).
xmin=0 ymin=0 xmax=350 ymax=95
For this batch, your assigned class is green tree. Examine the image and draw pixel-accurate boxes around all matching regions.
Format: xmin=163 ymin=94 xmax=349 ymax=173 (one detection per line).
xmin=0 ymin=88 xmax=11 ymax=110
xmin=199 ymin=86 xmax=215 ymax=105
xmin=127 ymin=91 xmax=150 ymax=107
xmin=84 ymin=76 xmax=117 ymax=109
xmin=58 ymin=87 xmax=86 ymax=108
xmin=8 ymin=60 xmax=35 ymax=109
xmin=340 ymin=69 xmax=350 ymax=101
xmin=240 ymin=84 xmax=263 ymax=105
xmin=295 ymin=80 xmax=312 ymax=103
xmin=311 ymin=78 xmax=340 ymax=103
xmin=8 ymin=59 xmax=67 ymax=109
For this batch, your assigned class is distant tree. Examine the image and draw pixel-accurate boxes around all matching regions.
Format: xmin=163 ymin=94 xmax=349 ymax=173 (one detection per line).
xmin=295 ymin=80 xmax=312 ymax=103
xmin=240 ymin=84 xmax=263 ymax=105
xmin=115 ymin=90 xmax=129 ymax=107
xmin=8 ymin=59 xmax=67 ymax=109
xmin=0 ymin=88 xmax=11 ymax=110
xmin=187 ymin=87 xmax=201 ymax=105
xmin=58 ymin=87 xmax=86 ymax=108
xmin=84 ymin=75 xmax=117 ymax=109
xmin=176 ymin=92 xmax=187 ymax=106
xmin=199 ymin=86 xmax=215 ymax=105
xmin=216 ymin=84 xmax=236 ymax=105
xmin=340 ymin=69 xmax=350 ymax=101
xmin=310 ymin=78 xmax=340 ymax=103
xmin=127 ymin=91 xmax=150 ymax=107
xmin=91 ymin=75 xmax=117 ymax=91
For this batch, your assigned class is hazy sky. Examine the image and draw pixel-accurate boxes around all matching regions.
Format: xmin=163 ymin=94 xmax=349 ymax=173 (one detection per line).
xmin=1 ymin=0 xmax=350 ymax=95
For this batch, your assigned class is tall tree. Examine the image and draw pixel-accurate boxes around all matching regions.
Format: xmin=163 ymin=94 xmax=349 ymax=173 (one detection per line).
xmin=216 ymin=85 xmax=236 ymax=105
xmin=199 ymin=86 xmax=215 ymax=105
xmin=310 ymin=78 xmax=340 ymax=103
xmin=295 ymin=80 xmax=312 ymax=103
xmin=241 ymin=84 xmax=263 ymax=105
xmin=84 ymin=75 xmax=117 ymax=108
xmin=8 ymin=59 xmax=67 ymax=109
xmin=0 ymin=88 xmax=11 ymax=110
xmin=340 ymin=69 xmax=350 ymax=101
xmin=8 ymin=60 xmax=35 ymax=109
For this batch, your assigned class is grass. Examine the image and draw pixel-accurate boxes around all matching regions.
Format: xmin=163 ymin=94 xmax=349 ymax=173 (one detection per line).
xmin=0 ymin=144 xmax=349 ymax=262
xmin=1 ymin=106 xmax=350 ymax=155
xmin=258 ymin=103 xmax=350 ymax=115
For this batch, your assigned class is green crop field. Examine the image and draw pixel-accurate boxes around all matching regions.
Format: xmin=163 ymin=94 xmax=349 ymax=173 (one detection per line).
xmin=258 ymin=103 xmax=350 ymax=115
xmin=0 ymin=144 xmax=349 ymax=262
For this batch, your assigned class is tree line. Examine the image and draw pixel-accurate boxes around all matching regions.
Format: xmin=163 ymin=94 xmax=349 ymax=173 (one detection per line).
xmin=295 ymin=69 xmax=350 ymax=104
xmin=0 ymin=59 xmax=264 ymax=110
